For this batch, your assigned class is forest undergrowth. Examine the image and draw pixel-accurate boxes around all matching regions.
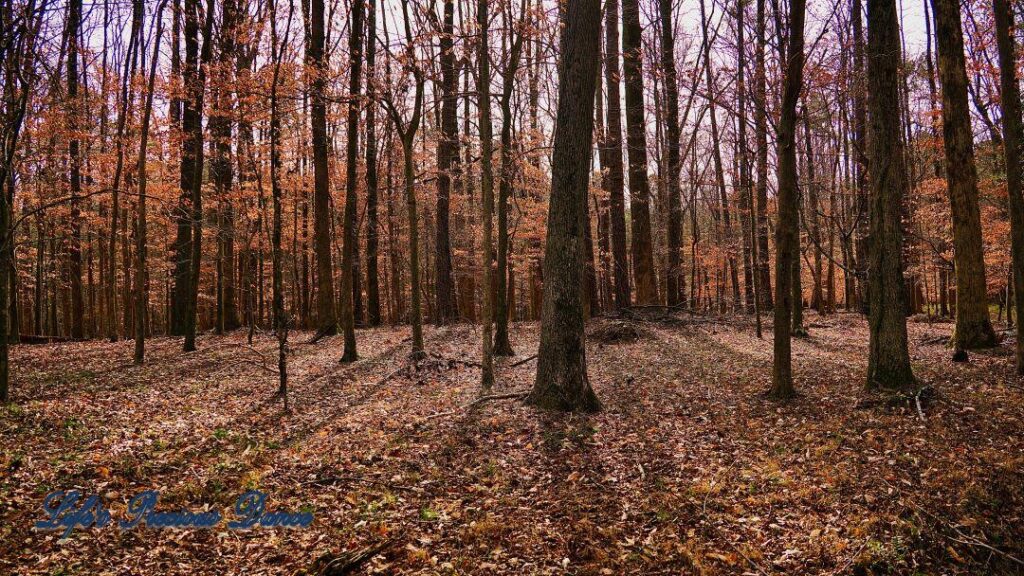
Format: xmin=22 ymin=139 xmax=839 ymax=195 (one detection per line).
xmin=2 ymin=311 xmax=1023 ymax=575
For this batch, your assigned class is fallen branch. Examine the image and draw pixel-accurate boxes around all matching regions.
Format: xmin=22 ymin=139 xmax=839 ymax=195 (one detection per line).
xmin=425 ymin=352 xmax=482 ymax=368
xmin=884 ymin=479 xmax=1024 ymax=568
xmin=510 ymin=354 xmax=538 ymax=367
xmin=314 ymin=538 xmax=394 ymax=575
xmin=303 ymin=474 xmax=418 ymax=492
xmin=423 ymin=389 xmax=530 ymax=421
xmin=916 ymin=502 xmax=1024 ymax=567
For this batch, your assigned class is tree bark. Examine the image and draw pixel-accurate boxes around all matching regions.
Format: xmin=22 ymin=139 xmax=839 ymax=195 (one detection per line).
xmin=135 ymin=0 xmax=165 ymax=364
xmin=770 ymin=0 xmax=805 ymax=400
xmin=307 ymin=0 xmax=337 ymax=337
xmin=660 ymin=0 xmax=683 ymax=308
xmin=737 ymin=0 xmax=754 ymax=313
xmin=603 ymin=0 xmax=630 ymax=310
xmin=528 ymin=0 xmax=601 ymax=413
xmin=181 ymin=0 xmax=213 ymax=352
xmin=852 ymin=0 xmax=869 ymax=312
xmin=365 ymin=0 xmax=382 ymax=327
xmin=495 ymin=20 xmax=524 ymax=355
xmin=865 ymin=0 xmax=915 ymax=389
xmin=67 ymin=0 xmax=84 ymax=340
xmin=931 ymin=0 xmax=997 ymax=350
xmin=994 ymin=0 xmax=1024 ymax=374
xmin=479 ymin=0 xmax=496 ymax=389
xmin=212 ymin=0 xmax=239 ymax=332
xmin=621 ymin=0 xmax=658 ymax=305
xmin=340 ymin=0 xmax=365 ymax=361
xmin=434 ymin=0 xmax=458 ymax=325
xmin=754 ymin=0 xmax=772 ymax=308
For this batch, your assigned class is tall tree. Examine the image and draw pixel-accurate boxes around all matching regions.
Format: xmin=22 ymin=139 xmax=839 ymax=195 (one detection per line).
xmin=700 ymin=0 xmax=740 ymax=311
xmin=180 ymin=0 xmax=214 ymax=352
xmin=306 ymin=0 xmax=337 ymax=338
xmin=621 ymin=0 xmax=658 ymax=304
xmin=108 ymin=0 xmax=144 ymax=341
xmin=269 ymin=0 xmax=293 ymax=408
xmin=754 ymin=0 xmax=772 ymax=308
xmin=212 ymin=0 xmax=239 ymax=332
xmin=495 ymin=4 xmax=525 ymax=356
xmin=528 ymin=0 xmax=601 ymax=413
xmin=365 ymin=0 xmax=382 ymax=326
xmin=172 ymin=0 xmax=199 ymax=338
xmin=994 ymin=0 xmax=1024 ymax=374
xmin=67 ymin=0 xmax=84 ymax=339
xmin=603 ymin=0 xmax=630 ymax=311
xmin=931 ymin=0 xmax=998 ymax=352
xmin=135 ymin=0 xmax=166 ymax=364
xmin=340 ymin=0 xmax=365 ymax=361
xmin=479 ymin=0 xmax=496 ymax=389
xmin=852 ymin=0 xmax=869 ymax=311
xmin=0 ymin=0 xmax=43 ymax=401
xmin=769 ymin=0 xmax=806 ymax=399
xmin=382 ymin=0 xmax=426 ymax=360
xmin=737 ymin=0 xmax=754 ymax=313
xmin=659 ymin=0 xmax=683 ymax=307
xmin=434 ymin=0 xmax=459 ymax=325
xmin=865 ymin=0 xmax=915 ymax=389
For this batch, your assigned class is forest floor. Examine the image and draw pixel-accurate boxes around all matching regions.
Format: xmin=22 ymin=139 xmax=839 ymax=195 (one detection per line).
xmin=2 ymin=311 xmax=1024 ymax=575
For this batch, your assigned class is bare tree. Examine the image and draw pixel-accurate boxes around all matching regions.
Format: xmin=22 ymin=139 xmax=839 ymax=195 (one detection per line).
xmin=621 ymin=0 xmax=658 ymax=305
xmin=528 ymin=0 xmax=602 ymax=413
xmin=994 ymin=0 xmax=1024 ymax=373
xmin=769 ymin=0 xmax=806 ymax=400
xmin=931 ymin=0 xmax=997 ymax=353
xmin=865 ymin=0 xmax=914 ymax=389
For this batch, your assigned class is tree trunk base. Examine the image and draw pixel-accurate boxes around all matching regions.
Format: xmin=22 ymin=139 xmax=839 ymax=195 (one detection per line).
xmin=526 ymin=381 xmax=600 ymax=413
xmin=952 ymin=320 xmax=998 ymax=350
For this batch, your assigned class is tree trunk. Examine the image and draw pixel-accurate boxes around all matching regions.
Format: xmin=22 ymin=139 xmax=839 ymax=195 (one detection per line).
xmin=699 ymin=0 xmax=739 ymax=312
xmin=307 ymin=0 xmax=337 ymax=337
xmin=660 ymin=0 xmax=683 ymax=308
xmin=770 ymin=0 xmax=805 ymax=400
xmin=737 ymin=0 xmax=754 ymax=313
xmin=931 ymin=0 xmax=997 ymax=350
xmin=365 ymin=0 xmax=382 ymax=327
xmin=603 ymin=0 xmax=630 ymax=310
xmin=67 ymin=0 xmax=84 ymax=340
xmin=528 ymin=0 xmax=602 ymax=413
xmin=434 ymin=0 xmax=458 ymax=326
xmin=212 ymin=0 xmax=239 ymax=332
xmin=269 ymin=0 xmax=289 ymax=408
xmin=621 ymin=0 xmax=658 ymax=305
xmin=754 ymin=0 xmax=773 ymax=308
xmin=994 ymin=0 xmax=1024 ymax=374
xmin=803 ymin=111 xmax=824 ymax=314
xmin=495 ymin=23 xmax=524 ymax=355
xmin=479 ymin=0 xmax=496 ymax=389
xmin=865 ymin=0 xmax=915 ymax=388
xmin=135 ymin=0 xmax=164 ymax=364
xmin=172 ymin=0 xmax=199 ymax=338
xmin=852 ymin=0 xmax=869 ymax=312
xmin=181 ymin=0 xmax=213 ymax=352
xmin=340 ymin=0 xmax=365 ymax=361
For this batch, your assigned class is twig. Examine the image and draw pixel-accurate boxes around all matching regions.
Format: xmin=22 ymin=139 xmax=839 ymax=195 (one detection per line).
xmin=915 ymin=505 xmax=1024 ymax=567
xmin=303 ymin=474 xmax=417 ymax=492
xmin=510 ymin=354 xmax=538 ymax=367
xmin=314 ymin=538 xmax=395 ymax=575
xmin=423 ymin=389 xmax=530 ymax=421
xmin=887 ymin=479 xmax=1024 ymax=568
